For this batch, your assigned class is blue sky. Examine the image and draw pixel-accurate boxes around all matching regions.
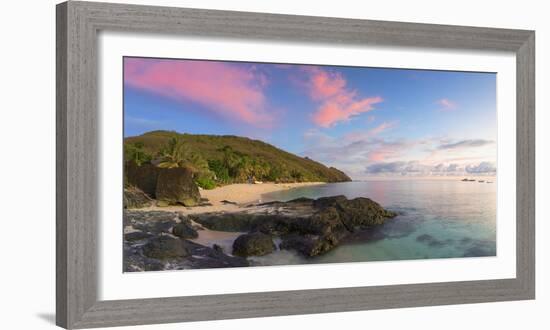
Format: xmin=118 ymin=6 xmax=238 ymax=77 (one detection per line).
xmin=124 ymin=57 xmax=497 ymax=178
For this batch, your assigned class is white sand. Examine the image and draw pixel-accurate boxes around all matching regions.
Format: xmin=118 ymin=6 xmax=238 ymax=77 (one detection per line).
xmin=143 ymin=182 xmax=325 ymax=215
xmin=200 ymin=182 xmax=324 ymax=205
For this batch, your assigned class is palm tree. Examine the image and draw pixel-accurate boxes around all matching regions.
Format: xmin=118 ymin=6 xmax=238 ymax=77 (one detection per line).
xmin=157 ymin=137 xmax=190 ymax=168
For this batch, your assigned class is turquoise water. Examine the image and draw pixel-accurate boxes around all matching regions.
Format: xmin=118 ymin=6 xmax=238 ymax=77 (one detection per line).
xmin=250 ymin=179 xmax=496 ymax=266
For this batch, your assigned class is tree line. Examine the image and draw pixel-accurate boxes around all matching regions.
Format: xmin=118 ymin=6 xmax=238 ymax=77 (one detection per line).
xmin=124 ymin=137 xmax=307 ymax=190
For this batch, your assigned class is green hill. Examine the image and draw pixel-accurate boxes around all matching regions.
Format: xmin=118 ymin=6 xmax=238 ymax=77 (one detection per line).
xmin=124 ymin=130 xmax=351 ymax=188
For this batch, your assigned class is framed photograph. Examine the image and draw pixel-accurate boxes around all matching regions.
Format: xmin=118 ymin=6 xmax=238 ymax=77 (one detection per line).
xmin=56 ymin=1 xmax=535 ymax=328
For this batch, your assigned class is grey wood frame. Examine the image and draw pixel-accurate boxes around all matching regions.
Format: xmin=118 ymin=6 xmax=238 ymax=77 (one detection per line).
xmin=56 ymin=1 xmax=535 ymax=328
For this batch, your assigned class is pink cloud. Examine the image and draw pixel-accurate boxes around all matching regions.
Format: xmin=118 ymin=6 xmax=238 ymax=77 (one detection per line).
xmin=301 ymin=67 xmax=383 ymax=127
xmin=307 ymin=68 xmax=347 ymax=101
xmin=436 ymin=98 xmax=457 ymax=111
xmin=343 ymin=121 xmax=397 ymax=142
xmin=368 ymin=143 xmax=403 ymax=162
xmin=124 ymin=58 xmax=273 ymax=127
xmin=369 ymin=151 xmax=389 ymax=162
xmin=368 ymin=121 xmax=396 ymax=136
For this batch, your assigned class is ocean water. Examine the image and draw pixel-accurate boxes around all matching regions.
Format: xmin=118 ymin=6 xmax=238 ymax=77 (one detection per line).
xmin=249 ymin=179 xmax=496 ymax=266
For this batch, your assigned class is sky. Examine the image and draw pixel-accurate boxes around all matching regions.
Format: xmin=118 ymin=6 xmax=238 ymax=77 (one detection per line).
xmin=124 ymin=57 xmax=497 ymax=179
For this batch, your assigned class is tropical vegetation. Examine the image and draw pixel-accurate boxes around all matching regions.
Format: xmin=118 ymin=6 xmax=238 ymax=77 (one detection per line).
xmin=124 ymin=130 xmax=351 ymax=189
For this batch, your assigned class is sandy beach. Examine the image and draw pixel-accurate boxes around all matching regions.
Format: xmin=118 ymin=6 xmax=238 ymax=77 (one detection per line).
xmin=200 ymin=182 xmax=324 ymax=205
xmin=143 ymin=182 xmax=325 ymax=215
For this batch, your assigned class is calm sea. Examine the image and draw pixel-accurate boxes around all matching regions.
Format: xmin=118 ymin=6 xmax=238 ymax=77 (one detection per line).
xmin=250 ymin=179 xmax=496 ymax=266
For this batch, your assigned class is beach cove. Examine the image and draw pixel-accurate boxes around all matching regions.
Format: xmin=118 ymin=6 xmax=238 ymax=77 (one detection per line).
xmin=123 ymin=180 xmax=399 ymax=271
xmin=123 ymin=179 xmax=496 ymax=271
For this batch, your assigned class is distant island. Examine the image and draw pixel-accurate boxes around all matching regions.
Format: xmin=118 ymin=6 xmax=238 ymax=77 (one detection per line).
xmin=122 ymin=130 xmax=397 ymax=271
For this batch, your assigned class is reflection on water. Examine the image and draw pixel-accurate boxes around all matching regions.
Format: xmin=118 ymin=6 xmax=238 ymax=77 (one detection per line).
xmin=252 ymin=179 xmax=496 ymax=265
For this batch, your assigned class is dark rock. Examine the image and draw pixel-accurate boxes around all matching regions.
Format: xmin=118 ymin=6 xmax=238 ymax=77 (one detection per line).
xmin=286 ymin=197 xmax=315 ymax=204
xmin=124 ymin=210 xmax=178 ymax=235
xmin=306 ymin=207 xmax=347 ymax=236
xmin=124 ymin=255 xmax=166 ymax=272
xmin=184 ymin=240 xmax=249 ymax=268
xmin=133 ymin=219 xmax=176 ymax=235
xmin=232 ymin=232 xmax=275 ymax=257
xmin=193 ymin=195 xmax=396 ymax=258
xmin=280 ymin=233 xmax=333 ymax=257
xmin=220 ymin=200 xmax=237 ymax=205
xmin=276 ymin=207 xmax=348 ymax=257
xmin=124 ymin=231 xmax=152 ymax=241
xmin=155 ymin=167 xmax=201 ymax=206
xmin=314 ymin=195 xmax=397 ymax=229
xmin=123 ymin=210 xmax=251 ymax=270
xmin=125 ymin=236 xmax=248 ymax=271
xmin=143 ymin=258 xmax=165 ymax=271
xmin=125 ymin=162 xmax=160 ymax=197
xmin=193 ymin=212 xmax=264 ymax=232
xmin=312 ymin=195 xmax=348 ymax=208
xmin=125 ymin=195 xmax=397 ymax=264
xmin=172 ymin=218 xmax=199 ymax=239
xmin=142 ymin=235 xmax=189 ymax=260
xmin=123 ymin=186 xmax=153 ymax=209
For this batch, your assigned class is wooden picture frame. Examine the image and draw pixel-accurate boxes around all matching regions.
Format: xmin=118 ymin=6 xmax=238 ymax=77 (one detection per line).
xmin=56 ymin=1 xmax=535 ymax=328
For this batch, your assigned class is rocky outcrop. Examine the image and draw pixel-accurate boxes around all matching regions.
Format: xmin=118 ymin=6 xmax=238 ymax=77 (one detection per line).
xmin=125 ymin=162 xmax=201 ymax=207
xmin=279 ymin=233 xmax=334 ymax=257
xmin=123 ymin=186 xmax=153 ymax=209
xmin=123 ymin=210 xmax=248 ymax=272
xmin=313 ymin=196 xmax=396 ymax=229
xmin=125 ymin=162 xmax=160 ymax=197
xmin=192 ymin=195 xmax=396 ymax=258
xmin=155 ymin=167 xmax=201 ymax=206
xmin=232 ymin=232 xmax=274 ymax=257
xmin=123 ymin=195 xmax=396 ymax=270
xmin=172 ymin=217 xmax=199 ymax=239
xmin=142 ymin=235 xmax=190 ymax=259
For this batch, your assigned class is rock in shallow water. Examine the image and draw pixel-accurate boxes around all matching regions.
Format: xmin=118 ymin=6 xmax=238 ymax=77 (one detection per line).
xmin=279 ymin=233 xmax=333 ymax=257
xmin=122 ymin=195 xmax=397 ymax=269
xmin=193 ymin=195 xmax=396 ymax=258
xmin=232 ymin=232 xmax=275 ymax=257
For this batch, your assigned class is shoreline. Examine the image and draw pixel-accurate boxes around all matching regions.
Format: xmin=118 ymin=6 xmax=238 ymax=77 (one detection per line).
xmin=124 ymin=192 xmax=400 ymax=270
xmin=201 ymin=182 xmax=325 ymax=205
xmin=358 ymin=175 xmax=497 ymax=181
xmin=141 ymin=181 xmax=326 ymax=215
